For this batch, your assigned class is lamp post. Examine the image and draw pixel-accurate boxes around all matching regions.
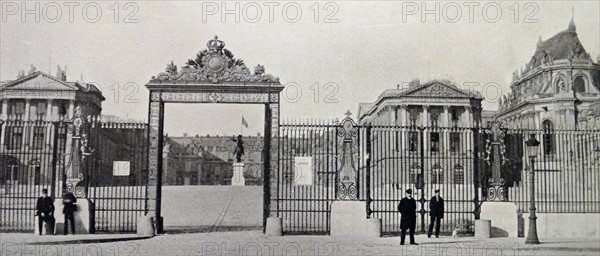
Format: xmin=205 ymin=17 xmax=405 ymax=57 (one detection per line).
xmin=525 ymin=134 xmax=540 ymax=244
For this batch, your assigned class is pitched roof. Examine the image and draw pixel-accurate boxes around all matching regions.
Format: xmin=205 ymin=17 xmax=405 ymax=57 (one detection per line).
xmin=0 ymin=71 xmax=104 ymax=99
xmin=528 ymin=20 xmax=591 ymax=68
xmin=378 ymin=80 xmax=483 ymax=100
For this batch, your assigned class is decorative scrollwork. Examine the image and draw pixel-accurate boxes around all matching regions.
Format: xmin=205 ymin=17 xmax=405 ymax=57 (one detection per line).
xmin=347 ymin=185 xmax=357 ymax=200
xmin=152 ymin=35 xmax=280 ymax=84
xmin=337 ymin=184 xmax=347 ymax=199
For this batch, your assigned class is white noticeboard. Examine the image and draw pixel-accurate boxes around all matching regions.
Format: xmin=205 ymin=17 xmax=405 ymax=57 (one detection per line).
xmin=113 ymin=161 xmax=130 ymax=176
xmin=293 ymin=156 xmax=313 ymax=186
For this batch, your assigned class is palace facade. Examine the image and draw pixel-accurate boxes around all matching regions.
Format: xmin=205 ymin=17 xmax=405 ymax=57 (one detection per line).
xmin=495 ymin=20 xmax=600 ymax=130
xmin=357 ymin=79 xmax=484 ymax=187
xmin=163 ymin=135 xmax=264 ymax=185
xmin=0 ymin=66 xmax=104 ymax=186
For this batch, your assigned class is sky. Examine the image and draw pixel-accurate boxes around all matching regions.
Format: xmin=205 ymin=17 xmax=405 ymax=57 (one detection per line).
xmin=1 ymin=1 xmax=599 ymax=136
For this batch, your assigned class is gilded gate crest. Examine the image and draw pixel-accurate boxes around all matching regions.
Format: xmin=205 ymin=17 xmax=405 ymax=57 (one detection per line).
xmin=151 ymin=36 xmax=280 ymax=84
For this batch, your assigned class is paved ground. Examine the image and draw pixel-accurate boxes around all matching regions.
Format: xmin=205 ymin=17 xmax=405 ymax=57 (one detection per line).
xmin=161 ymin=186 xmax=263 ymax=232
xmin=2 ymin=231 xmax=599 ymax=255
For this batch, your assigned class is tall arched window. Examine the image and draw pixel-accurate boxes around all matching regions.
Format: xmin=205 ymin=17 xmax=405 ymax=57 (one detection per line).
xmin=573 ymin=76 xmax=585 ymax=93
xmin=542 ymin=120 xmax=555 ymax=155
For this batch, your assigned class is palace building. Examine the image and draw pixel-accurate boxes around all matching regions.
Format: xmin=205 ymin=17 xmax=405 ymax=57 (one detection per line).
xmin=163 ymin=135 xmax=264 ymax=185
xmin=495 ymin=19 xmax=600 ymax=130
xmin=0 ymin=66 xmax=104 ymax=186
xmin=357 ymin=79 xmax=485 ymax=187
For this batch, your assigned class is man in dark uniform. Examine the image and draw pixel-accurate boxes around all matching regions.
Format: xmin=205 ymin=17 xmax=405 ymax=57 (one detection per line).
xmin=398 ymin=188 xmax=417 ymax=245
xmin=428 ymin=189 xmax=444 ymax=238
xmin=62 ymin=191 xmax=77 ymax=235
xmin=35 ymin=188 xmax=55 ymax=235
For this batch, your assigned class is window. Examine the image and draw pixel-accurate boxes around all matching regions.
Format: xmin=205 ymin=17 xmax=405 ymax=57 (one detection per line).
xmin=57 ymin=125 xmax=67 ymax=152
xmin=12 ymin=101 xmax=25 ymax=120
xmin=35 ymin=102 xmax=47 ymax=120
xmin=32 ymin=126 xmax=45 ymax=149
xmin=453 ymin=164 xmax=464 ymax=184
xmin=573 ymin=76 xmax=585 ymax=93
xmin=432 ymin=164 xmax=443 ymax=184
xmin=58 ymin=102 xmax=67 ymax=116
xmin=409 ymin=163 xmax=419 ymax=184
xmin=7 ymin=159 xmax=19 ymax=181
xmin=542 ymin=120 xmax=555 ymax=155
xmin=5 ymin=126 xmax=23 ymax=150
xmin=451 ymin=108 xmax=459 ymax=127
xmin=430 ymin=133 xmax=440 ymax=152
xmin=409 ymin=131 xmax=418 ymax=152
xmin=450 ymin=133 xmax=460 ymax=152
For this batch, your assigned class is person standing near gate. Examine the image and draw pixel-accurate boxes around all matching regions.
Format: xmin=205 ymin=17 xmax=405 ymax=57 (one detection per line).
xmin=398 ymin=189 xmax=418 ymax=245
xmin=35 ymin=188 xmax=55 ymax=235
xmin=428 ymin=189 xmax=444 ymax=238
xmin=62 ymin=191 xmax=77 ymax=235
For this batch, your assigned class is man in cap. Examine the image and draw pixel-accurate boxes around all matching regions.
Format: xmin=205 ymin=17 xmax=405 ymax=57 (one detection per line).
xmin=398 ymin=188 xmax=417 ymax=245
xmin=35 ymin=188 xmax=55 ymax=235
xmin=428 ymin=188 xmax=444 ymax=238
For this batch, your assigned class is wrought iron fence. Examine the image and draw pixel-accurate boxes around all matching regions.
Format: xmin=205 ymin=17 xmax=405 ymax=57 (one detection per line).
xmin=504 ymin=128 xmax=600 ymax=213
xmin=86 ymin=119 xmax=148 ymax=233
xmin=0 ymin=120 xmax=68 ymax=232
xmin=275 ymin=115 xmax=599 ymax=235
xmin=366 ymin=125 xmax=481 ymax=235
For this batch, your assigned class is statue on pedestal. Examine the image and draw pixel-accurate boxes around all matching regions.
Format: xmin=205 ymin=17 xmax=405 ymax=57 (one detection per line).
xmin=232 ymin=135 xmax=244 ymax=163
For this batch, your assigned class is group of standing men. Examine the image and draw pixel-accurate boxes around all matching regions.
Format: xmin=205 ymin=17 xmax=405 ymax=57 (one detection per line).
xmin=397 ymin=188 xmax=444 ymax=245
xmin=35 ymin=188 xmax=78 ymax=235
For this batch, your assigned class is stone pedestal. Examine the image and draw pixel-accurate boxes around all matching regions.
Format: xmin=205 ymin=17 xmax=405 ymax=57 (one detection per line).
xmin=330 ymin=201 xmax=380 ymax=237
xmin=137 ymin=216 xmax=155 ymax=236
xmin=480 ymin=202 xmax=517 ymax=237
xmin=266 ymin=217 xmax=283 ymax=236
xmin=231 ymin=163 xmax=245 ymax=186
xmin=475 ymin=219 xmax=491 ymax=239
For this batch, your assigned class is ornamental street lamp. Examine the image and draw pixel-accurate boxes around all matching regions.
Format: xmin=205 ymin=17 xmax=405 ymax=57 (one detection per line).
xmin=525 ymin=134 xmax=541 ymax=244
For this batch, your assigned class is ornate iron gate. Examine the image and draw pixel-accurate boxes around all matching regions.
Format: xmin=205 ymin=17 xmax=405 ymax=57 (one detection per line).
xmin=0 ymin=120 xmax=68 ymax=231
xmin=86 ymin=119 xmax=148 ymax=233
xmin=366 ymin=125 xmax=483 ymax=235
xmin=276 ymin=112 xmax=365 ymax=234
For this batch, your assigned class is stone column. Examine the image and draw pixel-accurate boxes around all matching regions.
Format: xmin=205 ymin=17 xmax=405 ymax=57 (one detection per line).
xmin=0 ymin=99 xmax=7 ymax=148
xmin=68 ymin=100 xmax=75 ymax=119
xmin=422 ymin=105 xmax=429 ymax=152
xmin=46 ymin=100 xmax=53 ymax=121
xmin=24 ymin=99 xmax=31 ymax=121
xmin=45 ymin=100 xmax=54 ymax=146
xmin=22 ymin=99 xmax=31 ymax=149
xmin=1 ymin=99 xmax=7 ymax=120
xmin=464 ymin=106 xmax=472 ymax=128
xmin=390 ymin=106 xmax=396 ymax=126
xmin=442 ymin=106 xmax=450 ymax=152
xmin=399 ymin=105 xmax=407 ymax=152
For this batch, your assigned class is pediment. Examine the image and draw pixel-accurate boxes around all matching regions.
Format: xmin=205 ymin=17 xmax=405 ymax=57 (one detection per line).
xmin=2 ymin=72 xmax=76 ymax=91
xmin=403 ymin=81 xmax=474 ymax=98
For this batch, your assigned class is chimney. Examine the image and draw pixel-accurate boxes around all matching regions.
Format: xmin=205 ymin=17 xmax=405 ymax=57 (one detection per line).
xmin=409 ymin=79 xmax=420 ymax=87
xmin=257 ymin=132 xmax=261 ymax=137
xmin=56 ymin=65 xmax=67 ymax=81
xmin=183 ymin=132 xmax=188 ymax=137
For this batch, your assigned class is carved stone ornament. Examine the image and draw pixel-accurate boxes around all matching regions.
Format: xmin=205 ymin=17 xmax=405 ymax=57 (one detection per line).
xmin=152 ymin=35 xmax=280 ymax=84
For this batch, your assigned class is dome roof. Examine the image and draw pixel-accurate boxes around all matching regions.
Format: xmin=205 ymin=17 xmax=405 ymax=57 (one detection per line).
xmin=528 ymin=20 xmax=591 ymax=68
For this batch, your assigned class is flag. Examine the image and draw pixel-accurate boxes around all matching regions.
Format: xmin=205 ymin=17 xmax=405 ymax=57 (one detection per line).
xmin=242 ymin=116 xmax=248 ymax=128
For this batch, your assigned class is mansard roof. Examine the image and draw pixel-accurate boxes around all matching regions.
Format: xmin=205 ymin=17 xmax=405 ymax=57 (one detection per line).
xmin=528 ymin=20 xmax=591 ymax=68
